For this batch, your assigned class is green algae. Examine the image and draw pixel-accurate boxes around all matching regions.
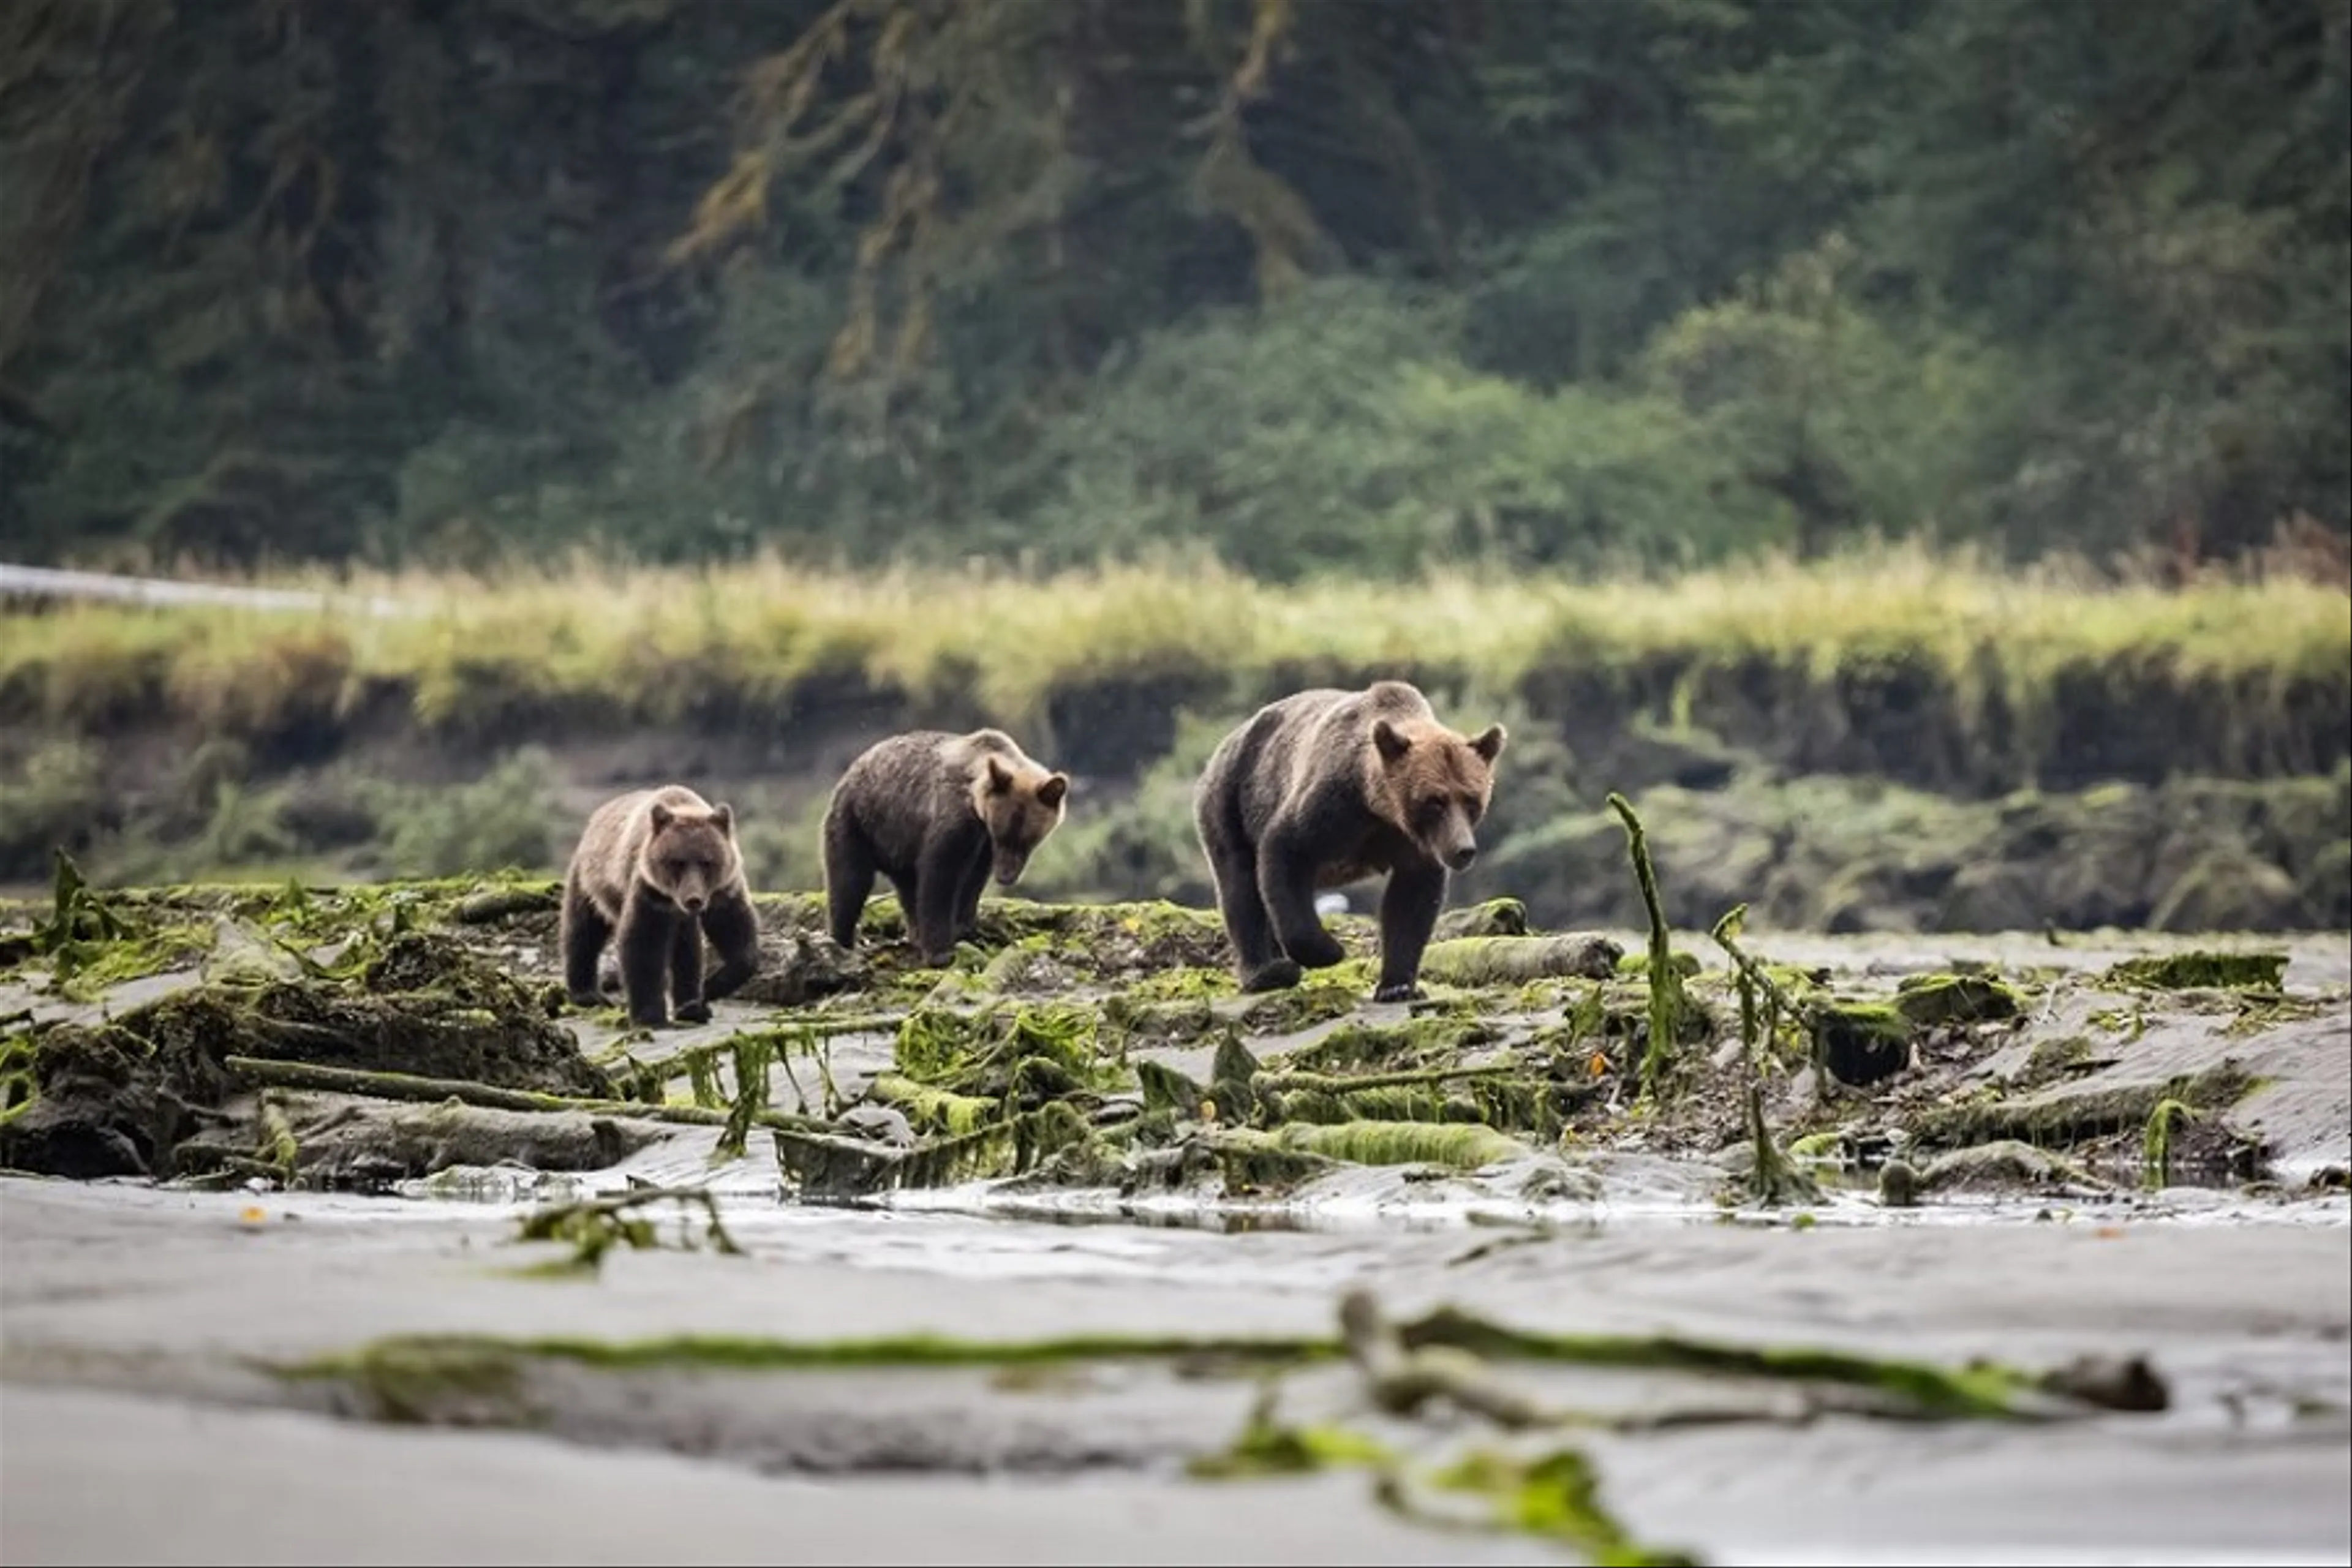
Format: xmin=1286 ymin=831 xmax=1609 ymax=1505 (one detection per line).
xmin=1281 ymin=1015 xmax=1501 ymax=1072
xmin=2141 ymin=1094 xmax=2201 ymax=1188
xmin=221 ymin=1055 xmax=816 ymax=1134
xmin=511 ymin=1184 xmax=744 ymax=1275
xmin=1274 ymin=1119 xmax=1524 ymax=1170
xmin=892 ymin=1000 xmax=1107 ymax=1097
xmin=277 ymin=1298 xmax=2080 ymax=1423
xmin=2015 ymin=1034 xmax=2098 ymax=1088
xmin=1392 ymin=1305 xmax=2044 ymax=1420
xmin=1434 ymin=897 xmax=1531 ymax=940
xmin=1615 ymin=949 xmax=1701 ymax=981
xmin=2101 ymin=950 xmax=2290 ymax=991
xmin=772 ymin=1098 xmax=1094 ymax=1198
xmin=0 ymin=1033 xmax=31 ymax=1128
xmin=1418 ymin=933 xmax=1623 ymax=988
xmin=1912 ymin=1060 xmax=2260 ymax=1152
xmin=1894 ymin=971 xmax=2025 ymax=1027
xmin=1606 ymin=793 xmax=1689 ymax=1098
xmin=1188 ymin=1395 xmax=1397 ymax=1479
xmin=283 ymin=1329 xmax=1340 ymax=1384
xmin=869 ymin=1071 xmax=998 ymax=1136
xmin=1419 ymin=1448 xmax=1702 ymax=1567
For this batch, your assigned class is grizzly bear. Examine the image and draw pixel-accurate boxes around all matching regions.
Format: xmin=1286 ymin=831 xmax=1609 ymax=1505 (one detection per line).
xmin=823 ymin=729 xmax=1070 ymax=967
xmin=1193 ymin=680 xmax=1506 ymax=1003
xmin=559 ymin=785 xmax=761 ymax=1028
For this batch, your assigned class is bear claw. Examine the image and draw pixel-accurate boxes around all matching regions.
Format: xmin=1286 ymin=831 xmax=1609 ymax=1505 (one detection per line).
xmin=1371 ymin=982 xmax=1425 ymax=1005
xmin=674 ymin=1000 xmax=713 ymax=1025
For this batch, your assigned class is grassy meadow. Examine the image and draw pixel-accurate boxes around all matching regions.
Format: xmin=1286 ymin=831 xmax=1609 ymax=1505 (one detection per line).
xmin=6 ymin=542 xmax=2347 ymax=755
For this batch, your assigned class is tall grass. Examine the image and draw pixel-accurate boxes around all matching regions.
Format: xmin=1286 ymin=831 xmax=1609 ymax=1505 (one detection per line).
xmin=3 ymin=541 xmax=2346 ymax=756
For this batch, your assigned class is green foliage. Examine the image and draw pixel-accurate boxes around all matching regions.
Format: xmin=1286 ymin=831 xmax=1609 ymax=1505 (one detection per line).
xmin=2 ymin=0 xmax=2344 ymax=574
xmin=364 ymin=749 xmax=561 ymax=879
xmin=0 ymin=741 xmax=106 ymax=881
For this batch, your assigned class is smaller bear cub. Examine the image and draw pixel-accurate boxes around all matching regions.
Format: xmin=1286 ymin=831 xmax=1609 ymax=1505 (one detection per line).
xmin=560 ymin=785 xmax=761 ymax=1028
xmin=823 ymin=729 xmax=1070 ymax=967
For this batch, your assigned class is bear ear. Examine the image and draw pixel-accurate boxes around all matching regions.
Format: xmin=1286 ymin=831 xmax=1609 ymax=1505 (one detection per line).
xmin=649 ymin=802 xmax=676 ymax=832
xmin=1036 ymin=773 xmax=1069 ymax=810
xmin=1373 ymin=719 xmax=1412 ymax=764
xmin=710 ymin=802 xmax=735 ymax=836
xmin=1470 ymin=724 xmax=1507 ymax=764
xmin=985 ymin=756 xmax=1017 ymax=794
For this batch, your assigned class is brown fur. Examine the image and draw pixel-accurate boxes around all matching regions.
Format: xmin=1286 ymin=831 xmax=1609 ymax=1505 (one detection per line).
xmin=822 ymin=729 xmax=1071 ymax=966
xmin=1193 ymin=680 xmax=1506 ymax=1002
xmin=559 ymin=784 xmax=760 ymax=1028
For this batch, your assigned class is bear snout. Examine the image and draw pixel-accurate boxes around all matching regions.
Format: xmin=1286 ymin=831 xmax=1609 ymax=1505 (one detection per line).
xmin=1443 ymin=841 xmax=1479 ymax=872
xmin=681 ymin=893 xmax=707 ymax=913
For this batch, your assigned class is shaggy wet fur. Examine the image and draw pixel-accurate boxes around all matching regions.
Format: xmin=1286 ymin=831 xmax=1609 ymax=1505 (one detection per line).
xmin=823 ymin=729 xmax=1070 ymax=967
xmin=560 ymin=785 xmax=760 ymax=1028
xmin=1193 ymin=680 xmax=1506 ymax=1003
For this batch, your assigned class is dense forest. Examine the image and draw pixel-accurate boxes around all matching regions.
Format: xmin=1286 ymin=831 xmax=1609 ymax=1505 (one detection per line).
xmin=2 ymin=0 xmax=2346 ymax=579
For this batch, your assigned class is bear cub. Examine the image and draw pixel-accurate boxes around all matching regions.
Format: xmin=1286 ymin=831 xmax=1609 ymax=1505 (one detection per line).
xmin=823 ymin=729 xmax=1070 ymax=967
xmin=560 ymin=784 xmax=761 ymax=1028
xmin=1193 ymin=679 xmax=1506 ymax=1003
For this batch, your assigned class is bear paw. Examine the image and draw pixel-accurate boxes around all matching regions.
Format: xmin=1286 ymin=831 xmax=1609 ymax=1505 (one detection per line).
xmin=627 ymin=1006 xmax=674 ymax=1030
xmin=567 ymin=988 xmax=606 ymax=1011
xmin=1371 ymin=981 xmax=1425 ymax=1005
xmin=674 ymin=999 xmax=713 ymax=1025
xmin=1282 ymin=931 xmax=1348 ymax=970
xmin=1242 ymin=958 xmax=1303 ymax=993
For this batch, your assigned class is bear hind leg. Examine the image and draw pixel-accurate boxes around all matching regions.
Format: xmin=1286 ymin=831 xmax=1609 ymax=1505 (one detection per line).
xmin=559 ymin=874 xmax=613 ymax=1009
xmin=1257 ymin=827 xmax=1348 ymax=973
xmin=823 ymin=810 xmax=875 ymax=951
xmin=1204 ymin=838 xmax=1297 ymax=993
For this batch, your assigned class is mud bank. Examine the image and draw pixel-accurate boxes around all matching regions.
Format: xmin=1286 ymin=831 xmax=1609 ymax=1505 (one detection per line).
xmin=2 ymin=1179 xmax=2346 ymax=1567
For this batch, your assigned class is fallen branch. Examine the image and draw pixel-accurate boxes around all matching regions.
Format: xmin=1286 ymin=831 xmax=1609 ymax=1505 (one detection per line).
xmin=1605 ymin=793 xmax=1684 ymax=1099
xmin=221 ymin=1055 xmax=827 ymax=1136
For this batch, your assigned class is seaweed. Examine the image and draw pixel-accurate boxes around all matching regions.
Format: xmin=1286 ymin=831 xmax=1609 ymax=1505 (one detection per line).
xmin=1605 ymin=793 xmax=1687 ymax=1098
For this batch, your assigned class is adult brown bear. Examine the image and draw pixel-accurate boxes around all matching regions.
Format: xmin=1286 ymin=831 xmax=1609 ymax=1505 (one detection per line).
xmin=1194 ymin=680 xmax=1506 ymax=1003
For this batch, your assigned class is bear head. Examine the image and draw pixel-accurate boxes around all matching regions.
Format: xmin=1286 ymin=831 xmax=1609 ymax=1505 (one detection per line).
xmin=1371 ymin=717 xmax=1506 ymax=872
xmin=643 ymin=799 xmax=739 ymax=913
xmin=973 ymin=756 xmax=1070 ymax=886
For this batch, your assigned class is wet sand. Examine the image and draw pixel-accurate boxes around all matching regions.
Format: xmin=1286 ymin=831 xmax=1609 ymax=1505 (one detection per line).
xmin=4 ymin=1177 xmax=2347 ymax=1567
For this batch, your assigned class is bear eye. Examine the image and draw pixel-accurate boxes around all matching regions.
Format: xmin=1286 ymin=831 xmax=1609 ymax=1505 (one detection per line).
xmin=1459 ymin=793 xmax=1483 ymax=823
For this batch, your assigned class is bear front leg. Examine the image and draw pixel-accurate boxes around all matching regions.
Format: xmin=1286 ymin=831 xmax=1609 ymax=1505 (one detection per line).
xmin=950 ymin=845 xmax=992 ymax=944
xmin=559 ymin=875 xmax=613 ymax=1009
xmin=615 ymin=896 xmax=676 ymax=1028
xmin=1257 ymin=828 xmax=1348 ymax=972
xmin=908 ymin=837 xmax=970 ymax=968
xmin=1373 ymin=862 xmax=1449 ymax=1004
xmin=698 ymin=892 xmax=762 ymax=1006
xmin=669 ymin=915 xmax=710 ymax=1025
xmin=823 ymin=812 xmax=875 ymax=951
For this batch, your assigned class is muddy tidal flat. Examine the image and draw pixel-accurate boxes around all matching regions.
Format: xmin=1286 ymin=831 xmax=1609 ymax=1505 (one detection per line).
xmin=2 ymin=872 xmax=2348 ymax=1566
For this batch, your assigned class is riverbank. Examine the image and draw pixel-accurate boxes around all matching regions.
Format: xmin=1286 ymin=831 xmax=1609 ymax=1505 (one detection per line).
xmin=4 ymin=1178 xmax=2346 ymax=1567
